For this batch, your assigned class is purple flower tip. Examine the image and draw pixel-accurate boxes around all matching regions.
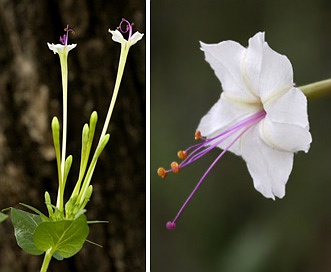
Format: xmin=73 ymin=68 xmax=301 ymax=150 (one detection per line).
xmin=59 ymin=24 xmax=74 ymax=45
xmin=166 ymin=221 xmax=176 ymax=230
xmin=118 ymin=18 xmax=133 ymax=39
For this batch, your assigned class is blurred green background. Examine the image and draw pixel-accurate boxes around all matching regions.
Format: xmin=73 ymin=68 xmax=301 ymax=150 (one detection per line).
xmin=151 ymin=0 xmax=331 ymax=271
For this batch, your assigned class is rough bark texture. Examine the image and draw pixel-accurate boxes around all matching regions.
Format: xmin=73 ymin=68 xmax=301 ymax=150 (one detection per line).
xmin=0 ymin=0 xmax=146 ymax=271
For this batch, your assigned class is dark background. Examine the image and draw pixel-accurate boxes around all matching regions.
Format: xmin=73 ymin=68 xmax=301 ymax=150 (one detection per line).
xmin=151 ymin=0 xmax=331 ymax=271
xmin=0 ymin=0 xmax=145 ymax=271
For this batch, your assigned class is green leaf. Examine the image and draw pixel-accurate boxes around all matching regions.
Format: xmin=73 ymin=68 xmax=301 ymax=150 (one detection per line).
xmin=0 ymin=212 xmax=8 ymax=222
xmin=11 ymin=208 xmax=43 ymax=255
xmin=53 ymin=251 xmax=64 ymax=261
xmin=34 ymin=214 xmax=89 ymax=259
xmin=19 ymin=203 xmax=49 ymax=221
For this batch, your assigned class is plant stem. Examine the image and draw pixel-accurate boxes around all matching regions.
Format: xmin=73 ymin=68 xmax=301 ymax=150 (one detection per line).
xmin=60 ymin=55 xmax=68 ymax=184
xmin=40 ymin=249 xmax=53 ymax=272
xmin=76 ymin=43 xmax=130 ymax=206
xmin=56 ymin=50 xmax=69 ymax=212
xmin=299 ymin=78 xmax=331 ymax=98
xmin=99 ymin=43 xmax=129 ymax=142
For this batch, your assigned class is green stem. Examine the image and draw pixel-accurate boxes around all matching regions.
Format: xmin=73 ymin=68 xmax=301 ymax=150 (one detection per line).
xmin=76 ymin=134 xmax=109 ymax=207
xmin=99 ymin=43 xmax=130 ymax=142
xmin=40 ymin=249 xmax=53 ymax=272
xmin=299 ymin=78 xmax=331 ymax=98
xmin=61 ymin=58 xmax=68 ymax=182
xmin=56 ymin=49 xmax=69 ymax=212
xmin=74 ymin=44 xmax=130 ymax=209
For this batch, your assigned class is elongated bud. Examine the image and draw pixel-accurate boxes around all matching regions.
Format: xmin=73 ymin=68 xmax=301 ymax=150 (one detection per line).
xmin=45 ymin=191 xmax=54 ymax=217
xmin=51 ymin=117 xmax=60 ymax=136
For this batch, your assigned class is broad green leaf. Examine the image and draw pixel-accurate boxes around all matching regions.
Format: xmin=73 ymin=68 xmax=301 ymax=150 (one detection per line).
xmin=0 ymin=212 xmax=8 ymax=222
xmin=19 ymin=203 xmax=49 ymax=221
xmin=34 ymin=214 xmax=89 ymax=259
xmin=53 ymin=251 xmax=64 ymax=261
xmin=11 ymin=208 xmax=43 ymax=255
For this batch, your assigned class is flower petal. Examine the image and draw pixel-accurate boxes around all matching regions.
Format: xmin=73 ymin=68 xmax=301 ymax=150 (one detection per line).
xmin=261 ymin=86 xmax=311 ymax=152
xmin=66 ymin=44 xmax=77 ymax=52
xmin=47 ymin=43 xmax=77 ymax=54
xmin=241 ymin=125 xmax=294 ymax=199
xmin=129 ymin=31 xmax=144 ymax=46
xmin=197 ymin=94 xmax=258 ymax=156
xmin=200 ymin=41 xmax=258 ymax=103
xmin=260 ymin=118 xmax=311 ymax=153
xmin=47 ymin=43 xmax=64 ymax=54
xmin=264 ymin=87 xmax=309 ymax=128
xmin=108 ymin=29 xmax=126 ymax=44
xmin=243 ymin=32 xmax=294 ymax=102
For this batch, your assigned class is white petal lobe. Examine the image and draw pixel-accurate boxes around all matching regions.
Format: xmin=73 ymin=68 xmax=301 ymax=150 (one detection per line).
xmin=241 ymin=126 xmax=294 ymax=199
xmin=109 ymin=29 xmax=125 ymax=44
xmin=200 ymin=41 xmax=258 ymax=103
xmin=264 ymin=87 xmax=309 ymax=128
xmin=244 ymin=32 xmax=293 ymax=101
xmin=260 ymin=118 xmax=312 ymax=153
xmin=129 ymin=31 xmax=144 ymax=46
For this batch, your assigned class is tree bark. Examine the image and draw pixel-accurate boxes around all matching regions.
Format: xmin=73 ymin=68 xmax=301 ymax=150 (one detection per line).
xmin=0 ymin=0 xmax=146 ymax=271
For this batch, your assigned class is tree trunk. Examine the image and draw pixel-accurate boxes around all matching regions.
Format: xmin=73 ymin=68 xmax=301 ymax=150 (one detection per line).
xmin=0 ymin=0 xmax=146 ymax=271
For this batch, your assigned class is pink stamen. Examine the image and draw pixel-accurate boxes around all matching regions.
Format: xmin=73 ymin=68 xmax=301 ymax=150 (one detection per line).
xmin=118 ymin=18 xmax=133 ymax=39
xmin=165 ymin=110 xmax=266 ymax=229
xmin=59 ymin=25 xmax=74 ymax=45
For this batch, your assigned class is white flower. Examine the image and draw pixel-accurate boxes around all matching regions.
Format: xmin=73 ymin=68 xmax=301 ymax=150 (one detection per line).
xmin=197 ymin=32 xmax=312 ymax=199
xmin=108 ymin=29 xmax=144 ymax=47
xmin=47 ymin=25 xmax=76 ymax=58
xmin=47 ymin=43 xmax=77 ymax=55
xmin=158 ymin=32 xmax=312 ymax=230
xmin=108 ymin=19 xmax=143 ymax=47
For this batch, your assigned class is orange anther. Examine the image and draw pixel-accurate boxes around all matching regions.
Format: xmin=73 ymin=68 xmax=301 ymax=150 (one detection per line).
xmin=177 ymin=150 xmax=188 ymax=160
xmin=171 ymin=161 xmax=180 ymax=173
xmin=195 ymin=131 xmax=202 ymax=140
xmin=157 ymin=167 xmax=167 ymax=178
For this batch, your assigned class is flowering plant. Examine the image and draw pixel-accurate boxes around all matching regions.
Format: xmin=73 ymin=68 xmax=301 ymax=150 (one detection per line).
xmin=2 ymin=19 xmax=143 ymax=271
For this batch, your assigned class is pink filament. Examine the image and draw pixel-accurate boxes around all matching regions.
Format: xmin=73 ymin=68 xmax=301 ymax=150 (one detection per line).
xmin=59 ymin=25 xmax=73 ymax=45
xmin=166 ymin=110 xmax=266 ymax=229
xmin=119 ymin=18 xmax=133 ymax=39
